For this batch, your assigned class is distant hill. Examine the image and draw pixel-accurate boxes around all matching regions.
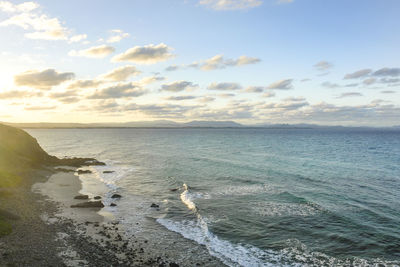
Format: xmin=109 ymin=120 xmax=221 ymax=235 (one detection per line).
xmin=2 ymin=120 xmax=244 ymax=128
xmin=2 ymin=121 xmax=399 ymax=130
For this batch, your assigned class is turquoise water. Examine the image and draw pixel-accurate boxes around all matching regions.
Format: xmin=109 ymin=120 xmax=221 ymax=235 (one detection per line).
xmin=28 ymin=128 xmax=400 ymax=266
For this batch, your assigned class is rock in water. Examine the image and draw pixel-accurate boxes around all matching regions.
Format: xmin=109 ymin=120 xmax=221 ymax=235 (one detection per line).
xmin=94 ymin=196 xmax=102 ymax=200
xmin=110 ymin=203 xmax=117 ymax=207
xmin=111 ymin=194 xmax=122 ymax=199
xmin=74 ymin=195 xmax=89 ymax=200
xmin=150 ymin=203 xmax=159 ymax=208
xmin=70 ymin=201 xmax=104 ymax=208
xmin=77 ymin=169 xmax=92 ymax=174
xmin=103 ymin=171 xmax=115 ymax=174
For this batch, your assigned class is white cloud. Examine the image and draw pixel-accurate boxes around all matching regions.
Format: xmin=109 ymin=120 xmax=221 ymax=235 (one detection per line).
xmin=107 ymin=29 xmax=130 ymax=43
xmin=166 ymin=54 xmax=260 ymax=71
xmin=208 ymin=82 xmax=242 ymax=90
xmin=69 ymin=45 xmax=115 ymax=58
xmin=344 ymin=69 xmax=372 ymax=79
xmin=69 ymin=34 xmax=87 ymax=43
xmin=314 ymin=61 xmax=333 ymax=71
xmin=161 ymin=81 xmax=198 ymax=92
xmin=0 ymin=2 xmax=69 ymax=40
xmin=88 ymin=82 xmax=147 ymax=99
xmin=14 ymin=69 xmax=75 ymax=90
xmin=267 ymin=79 xmax=293 ymax=90
xmin=0 ymin=1 xmax=38 ymax=13
xmin=68 ymin=80 xmax=103 ymax=89
xmin=102 ymin=65 xmax=141 ymax=81
xmin=199 ymin=0 xmax=262 ymax=10
xmin=112 ymin=43 xmax=174 ymax=64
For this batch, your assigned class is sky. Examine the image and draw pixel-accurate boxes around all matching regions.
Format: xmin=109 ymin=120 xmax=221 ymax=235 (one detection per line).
xmin=0 ymin=0 xmax=399 ymax=126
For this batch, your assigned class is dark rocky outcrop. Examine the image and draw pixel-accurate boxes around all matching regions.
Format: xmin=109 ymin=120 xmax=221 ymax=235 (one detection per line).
xmin=94 ymin=196 xmax=101 ymax=200
xmin=70 ymin=201 xmax=104 ymax=208
xmin=111 ymin=194 xmax=122 ymax=199
xmin=110 ymin=203 xmax=117 ymax=207
xmin=150 ymin=203 xmax=159 ymax=208
xmin=74 ymin=195 xmax=89 ymax=200
xmin=76 ymin=169 xmax=92 ymax=174
xmin=0 ymin=123 xmax=105 ymax=172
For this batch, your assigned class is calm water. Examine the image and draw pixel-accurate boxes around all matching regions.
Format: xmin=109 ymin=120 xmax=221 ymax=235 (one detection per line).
xmin=27 ymin=128 xmax=400 ymax=266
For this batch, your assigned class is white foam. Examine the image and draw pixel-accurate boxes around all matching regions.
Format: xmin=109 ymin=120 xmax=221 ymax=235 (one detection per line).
xmin=251 ymin=202 xmax=322 ymax=217
xmin=209 ymin=184 xmax=280 ymax=198
xmin=77 ymin=160 xmax=134 ymax=190
xmin=161 ymin=184 xmax=398 ymax=267
xmin=157 ymin=218 xmax=289 ymax=267
xmin=180 ymin=183 xmax=197 ymax=211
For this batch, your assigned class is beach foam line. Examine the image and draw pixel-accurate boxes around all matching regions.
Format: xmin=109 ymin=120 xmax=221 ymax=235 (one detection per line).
xmin=162 ymin=183 xmax=399 ymax=267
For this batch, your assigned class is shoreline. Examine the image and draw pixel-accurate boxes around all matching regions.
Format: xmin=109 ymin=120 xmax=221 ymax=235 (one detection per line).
xmin=0 ymin=166 xmax=224 ymax=266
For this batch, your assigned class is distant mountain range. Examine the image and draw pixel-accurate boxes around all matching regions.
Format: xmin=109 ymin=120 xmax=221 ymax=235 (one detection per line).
xmin=2 ymin=120 xmax=399 ymax=129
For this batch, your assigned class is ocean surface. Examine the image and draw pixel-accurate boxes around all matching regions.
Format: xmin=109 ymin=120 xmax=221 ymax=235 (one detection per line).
xmin=27 ymin=128 xmax=400 ymax=266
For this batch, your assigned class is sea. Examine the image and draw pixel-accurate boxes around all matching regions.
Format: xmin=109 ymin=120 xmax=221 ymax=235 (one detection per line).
xmin=27 ymin=128 xmax=400 ymax=266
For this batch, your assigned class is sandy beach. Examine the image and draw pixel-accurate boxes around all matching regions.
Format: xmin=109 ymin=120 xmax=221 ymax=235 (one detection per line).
xmin=1 ymin=167 xmax=223 ymax=266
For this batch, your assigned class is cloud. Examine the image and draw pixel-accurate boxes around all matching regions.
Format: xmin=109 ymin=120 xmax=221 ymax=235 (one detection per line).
xmin=48 ymin=91 xmax=79 ymax=103
xmin=161 ymin=81 xmax=198 ymax=92
xmin=112 ymin=43 xmax=174 ymax=64
xmin=88 ymin=82 xmax=147 ymax=99
xmin=373 ymin=68 xmax=400 ymax=77
xmin=381 ymin=90 xmax=396 ymax=94
xmin=344 ymin=83 xmax=358 ymax=87
xmin=261 ymin=97 xmax=309 ymax=111
xmin=321 ymin=81 xmax=340 ymax=88
xmin=124 ymin=103 xmax=196 ymax=118
xmin=277 ymin=0 xmax=293 ymax=3
xmin=14 ymin=69 xmax=75 ymax=89
xmin=136 ymin=75 xmax=166 ymax=85
xmin=166 ymin=96 xmax=198 ymax=101
xmin=380 ymin=78 xmax=400 ymax=84
xmin=102 ymin=65 xmax=141 ymax=81
xmin=0 ymin=1 xmax=38 ymax=13
xmin=208 ymin=82 xmax=242 ymax=90
xmin=25 ymin=105 xmax=56 ymax=110
xmin=198 ymin=96 xmax=215 ymax=103
xmin=267 ymin=79 xmax=293 ymax=90
xmin=314 ymin=61 xmax=333 ymax=71
xmin=166 ymin=54 xmax=260 ymax=71
xmin=244 ymin=86 xmax=265 ymax=93
xmin=0 ymin=2 xmax=69 ymax=40
xmin=68 ymin=80 xmax=103 ymax=89
xmin=336 ymin=92 xmax=363 ymax=98
xmin=199 ymin=0 xmax=263 ymax=10
xmin=363 ymin=78 xmax=376 ymax=85
xmin=0 ymin=90 xmax=43 ymax=99
xmin=165 ymin=65 xmax=180 ymax=71
xmin=201 ymin=55 xmax=260 ymax=70
xmin=344 ymin=69 xmax=372 ymax=79
xmin=69 ymin=34 xmax=87 ymax=43
xmin=69 ymin=45 xmax=115 ymax=58
xmin=107 ymin=29 xmax=130 ymax=43
xmin=263 ymin=91 xmax=275 ymax=98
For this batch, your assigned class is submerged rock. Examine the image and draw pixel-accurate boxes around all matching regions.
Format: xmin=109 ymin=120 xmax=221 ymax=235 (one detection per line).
xmin=70 ymin=201 xmax=104 ymax=208
xmin=77 ymin=169 xmax=92 ymax=174
xmin=169 ymin=188 xmax=178 ymax=192
xmin=110 ymin=203 xmax=117 ymax=207
xmin=150 ymin=203 xmax=159 ymax=208
xmin=74 ymin=195 xmax=89 ymax=200
xmin=103 ymin=171 xmax=114 ymax=174
xmin=94 ymin=196 xmax=102 ymax=200
xmin=111 ymin=194 xmax=122 ymax=199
